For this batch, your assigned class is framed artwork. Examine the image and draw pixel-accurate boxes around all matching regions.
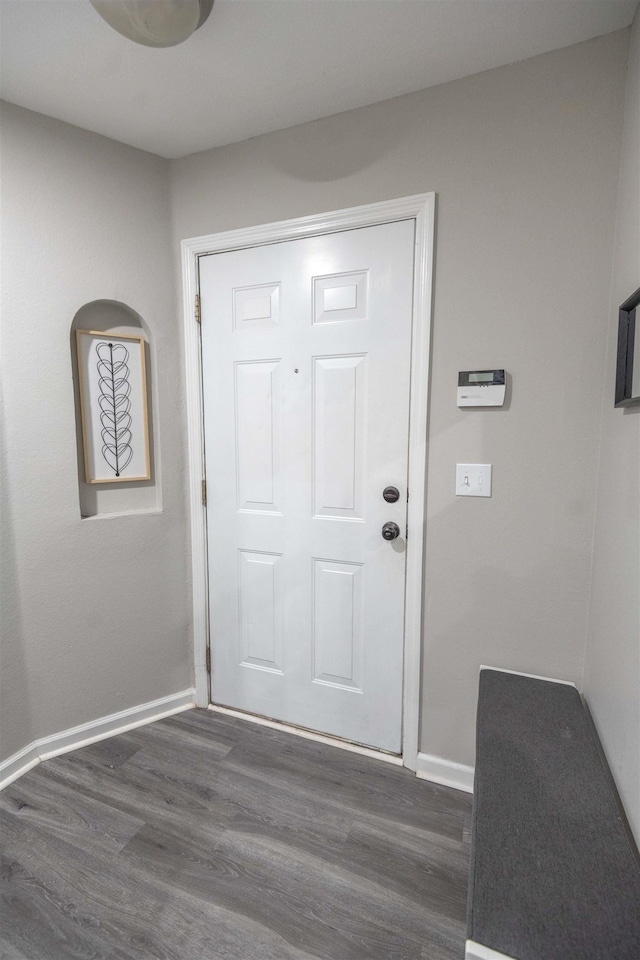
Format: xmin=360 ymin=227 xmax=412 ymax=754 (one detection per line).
xmin=615 ymin=286 xmax=640 ymax=408
xmin=76 ymin=330 xmax=151 ymax=483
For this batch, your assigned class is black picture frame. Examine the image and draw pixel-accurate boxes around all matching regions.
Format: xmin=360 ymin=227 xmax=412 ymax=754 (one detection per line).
xmin=614 ymin=286 xmax=640 ymax=407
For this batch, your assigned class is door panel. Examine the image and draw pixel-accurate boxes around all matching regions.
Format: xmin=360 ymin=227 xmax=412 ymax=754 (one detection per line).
xmin=234 ymin=359 xmax=282 ymax=512
xmin=313 ymin=354 xmax=366 ymax=519
xmin=238 ymin=549 xmax=283 ymax=673
xmin=200 ymin=219 xmax=415 ymax=752
xmin=312 ymin=558 xmax=364 ymax=691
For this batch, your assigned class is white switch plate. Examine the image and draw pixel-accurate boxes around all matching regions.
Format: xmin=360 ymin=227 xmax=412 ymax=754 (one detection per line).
xmin=456 ymin=463 xmax=492 ymax=497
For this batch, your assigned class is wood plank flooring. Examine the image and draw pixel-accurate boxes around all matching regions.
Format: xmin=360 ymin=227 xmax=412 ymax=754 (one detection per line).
xmin=0 ymin=709 xmax=472 ymax=960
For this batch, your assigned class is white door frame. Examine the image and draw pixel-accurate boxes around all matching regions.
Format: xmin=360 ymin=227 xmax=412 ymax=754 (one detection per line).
xmin=181 ymin=193 xmax=435 ymax=771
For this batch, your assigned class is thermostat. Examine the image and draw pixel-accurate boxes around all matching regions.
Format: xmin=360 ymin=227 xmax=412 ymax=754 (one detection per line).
xmin=458 ymin=369 xmax=506 ymax=407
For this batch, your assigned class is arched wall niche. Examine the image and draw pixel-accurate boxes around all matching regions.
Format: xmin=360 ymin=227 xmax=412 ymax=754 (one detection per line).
xmin=70 ymin=300 xmax=160 ymax=519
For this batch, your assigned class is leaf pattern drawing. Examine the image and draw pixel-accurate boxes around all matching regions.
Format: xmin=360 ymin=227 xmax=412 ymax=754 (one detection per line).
xmin=96 ymin=342 xmax=133 ymax=477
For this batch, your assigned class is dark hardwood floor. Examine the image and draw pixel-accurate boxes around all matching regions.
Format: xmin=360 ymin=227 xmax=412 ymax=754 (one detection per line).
xmin=0 ymin=709 xmax=472 ymax=960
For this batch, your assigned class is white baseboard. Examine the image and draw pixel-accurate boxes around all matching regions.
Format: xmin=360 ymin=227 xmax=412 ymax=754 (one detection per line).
xmin=480 ymin=665 xmax=576 ymax=687
xmin=415 ymin=752 xmax=475 ymax=793
xmin=465 ymin=940 xmax=516 ymax=960
xmin=0 ymin=688 xmax=196 ymax=791
xmin=0 ymin=742 xmax=40 ymax=790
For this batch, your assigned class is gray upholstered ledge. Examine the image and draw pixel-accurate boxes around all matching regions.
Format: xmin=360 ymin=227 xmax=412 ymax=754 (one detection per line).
xmin=466 ymin=668 xmax=640 ymax=960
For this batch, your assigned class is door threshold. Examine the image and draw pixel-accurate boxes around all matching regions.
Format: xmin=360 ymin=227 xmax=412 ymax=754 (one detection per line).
xmin=208 ymin=703 xmax=403 ymax=766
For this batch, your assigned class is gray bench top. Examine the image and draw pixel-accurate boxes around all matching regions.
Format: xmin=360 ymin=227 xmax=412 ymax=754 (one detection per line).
xmin=469 ymin=669 xmax=640 ymax=960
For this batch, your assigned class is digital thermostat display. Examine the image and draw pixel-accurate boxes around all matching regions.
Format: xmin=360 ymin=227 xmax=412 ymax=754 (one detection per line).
xmin=458 ymin=370 xmax=505 ymax=387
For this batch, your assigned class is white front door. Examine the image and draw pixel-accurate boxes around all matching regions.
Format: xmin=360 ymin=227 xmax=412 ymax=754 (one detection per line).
xmin=200 ymin=219 xmax=415 ymax=753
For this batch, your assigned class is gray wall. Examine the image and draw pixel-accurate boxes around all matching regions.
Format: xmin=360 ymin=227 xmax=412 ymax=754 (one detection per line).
xmin=171 ymin=32 xmax=628 ymax=769
xmin=0 ymin=103 xmax=192 ymax=763
xmin=584 ymin=12 xmax=640 ymax=845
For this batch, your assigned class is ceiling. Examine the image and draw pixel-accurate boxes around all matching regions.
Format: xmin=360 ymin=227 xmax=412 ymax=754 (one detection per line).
xmin=1 ymin=0 xmax=637 ymax=159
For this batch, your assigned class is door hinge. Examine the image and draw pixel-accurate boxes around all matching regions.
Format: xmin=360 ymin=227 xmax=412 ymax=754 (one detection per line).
xmin=201 ymin=479 xmax=207 ymax=506
xmin=195 ymin=293 xmax=201 ymax=323
xmin=205 ymin=647 xmax=211 ymax=673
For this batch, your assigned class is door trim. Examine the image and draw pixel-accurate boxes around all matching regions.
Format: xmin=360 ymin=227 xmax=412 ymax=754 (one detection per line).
xmin=181 ymin=193 xmax=435 ymax=770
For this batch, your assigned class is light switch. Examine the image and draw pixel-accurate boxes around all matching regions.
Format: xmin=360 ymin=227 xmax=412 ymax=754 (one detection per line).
xmin=456 ymin=463 xmax=492 ymax=497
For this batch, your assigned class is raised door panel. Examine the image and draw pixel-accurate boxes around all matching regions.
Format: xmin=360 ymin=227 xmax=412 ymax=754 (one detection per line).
xmin=313 ymin=355 xmax=366 ymax=520
xmin=233 ymin=282 xmax=281 ymax=331
xmin=238 ymin=550 xmax=283 ymax=674
xmin=312 ymin=559 xmax=363 ymax=692
xmin=234 ymin=359 xmax=282 ymax=513
xmin=313 ymin=271 xmax=368 ymax=324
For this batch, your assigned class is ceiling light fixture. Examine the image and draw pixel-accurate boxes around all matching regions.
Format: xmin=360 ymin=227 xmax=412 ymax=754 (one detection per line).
xmin=90 ymin=0 xmax=214 ymax=48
